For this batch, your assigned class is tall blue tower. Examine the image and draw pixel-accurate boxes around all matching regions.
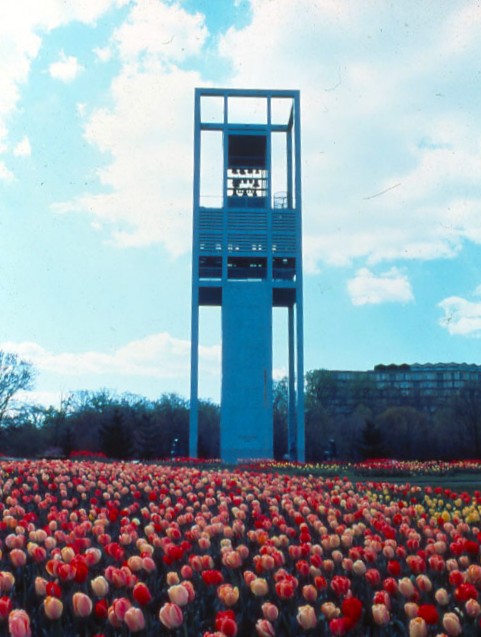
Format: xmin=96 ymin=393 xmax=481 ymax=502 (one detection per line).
xmin=190 ymin=88 xmax=304 ymax=462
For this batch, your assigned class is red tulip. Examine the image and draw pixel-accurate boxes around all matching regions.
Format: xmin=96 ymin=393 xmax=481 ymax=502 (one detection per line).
xmin=215 ymin=610 xmax=237 ymax=637
xmin=133 ymin=582 xmax=152 ymax=606
xmin=0 ymin=597 xmax=12 ymax=621
xmin=417 ymin=604 xmax=438 ymax=625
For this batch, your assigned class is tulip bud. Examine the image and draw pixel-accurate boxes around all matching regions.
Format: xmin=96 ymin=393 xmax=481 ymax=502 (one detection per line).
xmin=90 ymin=576 xmax=109 ymax=598
xmin=352 ymin=560 xmax=366 ymax=576
xmin=8 ymin=610 xmax=31 ymax=637
xmin=43 ymin=597 xmax=63 ymax=620
xmin=296 ymin=605 xmax=317 ymax=630
xmin=34 ymin=577 xmax=47 ymax=596
xmin=133 ymin=582 xmax=152 ymax=606
xmin=166 ymin=571 xmax=180 ymax=586
xmin=442 ymin=612 xmax=462 ymax=636
xmin=127 ymin=556 xmax=143 ymax=572
xmin=398 ymin=577 xmax=416 ymax=599
xmin=302 ymin=584 xmax=317 ymax=603
xmin=372 ymin=604 xmax=390 ymax=626
xmin=435 ymin=588 xmax=450 ymax=606
xmin=72 ymin=593 xmax=93 ymax=618
xmin=404 ymin=603 xmax=419 ymax=619
xmin=321 ymin=602 xmax=340 ymax=619
xmin=255 ymin=619 xmax=275 ymax=637
xmin=9 ymin=549 xmax=26 ymax=568
xmin=0 ymin=597 xmax=12 ymax=621
xmin=217 ymin=584 xmax=240 ymax=607
xmin=168 ymin=584 xmax=189 ymax=607
xmin=409 ymin=617 xmax=427 ymax=637
xmin=250 ymin=578 xmax=269 ymax=597
xmin=261 ymin=602 xmax=279 ymax=622
xmin=159 ymin=603 xmax=183 ymax=629
xmin=465 ymin=598 xmax=481 ymax=618
xmin=124 ymin=607 xmax=146 ymax=632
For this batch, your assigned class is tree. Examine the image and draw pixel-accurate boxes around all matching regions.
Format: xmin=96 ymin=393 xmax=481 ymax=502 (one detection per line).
xmin=358 ymin=418 xmax=385 ymax=460
xmin=198 ymin=400 xmax=220 ymax=459
xmin=450 ymin=382 xmax=481 ymax=458
xmin=0 ymin=351 xmax=35 ymax=425
xmin=99 ymin=407 xmax=131 ymax=459
xmin=376 ymin=406 xmax=429 ymax=459
xmin=273 ymin=379 xmax=288 ymax=459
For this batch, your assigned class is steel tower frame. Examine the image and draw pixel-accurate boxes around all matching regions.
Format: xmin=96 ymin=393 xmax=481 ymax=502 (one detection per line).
xmin=190 ymin=88 xmax=304 ymax=462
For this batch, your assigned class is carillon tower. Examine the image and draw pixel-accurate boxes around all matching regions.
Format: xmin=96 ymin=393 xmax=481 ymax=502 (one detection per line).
xmin=190 ymin=88 xmax=304 ymax=462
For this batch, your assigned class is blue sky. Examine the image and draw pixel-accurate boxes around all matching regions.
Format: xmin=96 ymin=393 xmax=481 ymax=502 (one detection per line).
xmin=2 ymin=0 xmax=481 ymax=407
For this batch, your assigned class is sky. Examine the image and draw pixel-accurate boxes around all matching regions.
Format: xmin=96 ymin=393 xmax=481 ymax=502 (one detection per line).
xmin=2 ymin=0 xmax=481 ymax=408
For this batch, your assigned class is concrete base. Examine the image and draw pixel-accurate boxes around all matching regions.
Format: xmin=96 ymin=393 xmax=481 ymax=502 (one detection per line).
xmin=221 ymin=281 xmax=273 ymax=462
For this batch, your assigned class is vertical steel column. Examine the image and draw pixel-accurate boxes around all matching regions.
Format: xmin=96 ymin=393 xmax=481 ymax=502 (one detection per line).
xmin=189 ymin=90 xmax=202 ymax=458
xmin=288 ymin=304 xmax=296 ymax=459
xmin=293 ymin=93 xmax=305 ymax=462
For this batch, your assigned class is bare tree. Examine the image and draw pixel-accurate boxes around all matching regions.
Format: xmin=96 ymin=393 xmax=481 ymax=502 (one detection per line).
xmin=0 ymin=351 xmax=35 ymax=424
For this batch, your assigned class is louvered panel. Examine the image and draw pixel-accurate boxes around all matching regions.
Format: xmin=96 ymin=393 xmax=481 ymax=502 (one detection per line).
xmin=227 ymin=210 xmax=267 ymax=232
xmin=227 ymin=234 xmax=267 ymax=253
xmin=199 ymin=233 xmax=223 ymax=252
xmin=199 ymin=209 xmax=223 ymax=232
xmin=272 ymin=210 xmax=296 ymax=232
xmin=272 ymin=234 xmax=296 ymax=254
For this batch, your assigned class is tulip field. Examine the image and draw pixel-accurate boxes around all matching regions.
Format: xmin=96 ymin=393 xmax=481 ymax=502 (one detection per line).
xmin=0 ymin=460 xmax=481 ymax=636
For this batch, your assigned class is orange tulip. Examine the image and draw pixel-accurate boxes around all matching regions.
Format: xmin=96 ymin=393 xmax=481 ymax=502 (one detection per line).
xmin=43 ymin=597 xmax=63 ymax=620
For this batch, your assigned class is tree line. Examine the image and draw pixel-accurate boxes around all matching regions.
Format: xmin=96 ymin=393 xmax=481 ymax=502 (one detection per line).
xmin=1 ymin=351 xmax=481 ymax=461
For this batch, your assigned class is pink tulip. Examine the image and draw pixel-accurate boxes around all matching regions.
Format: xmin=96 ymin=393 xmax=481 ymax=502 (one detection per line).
xmin=124 ymin=607 xmax=146 ymax=632
xmin=72 ymin=592 xmax=92 ymax=618
xmin=465 ymin=598 xmax=481 ymax=618
xmin=372 ymin=604 xmax=390 ymax=626
xmin=8 ymin=610 xmax=31 ymax=637
xmin=261 ymin=602 xmax=279 ymax=622
xmin=9 ymin=549 xmax=26 ymax=568
xmin=168 ymin=584 xmax=189 ymax=607
xmin=159 ymin=603 xmax=183 ymax=629
xmin=442 ymin=612 xmax=462 ymax=636
xmin=256 ymin=619 xmax=275 ymax=637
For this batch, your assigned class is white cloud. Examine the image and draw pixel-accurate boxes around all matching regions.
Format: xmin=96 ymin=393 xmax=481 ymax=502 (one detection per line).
xmin=13 ymin=135 xmax=31 ymax=157
xmin=1 ymin=333 xmax=220 ymax=380
xmin=49 ymin=51 xmax=84 ymax=82
xmin=0 ymin=0 xmax=124 ymax=151
xmin=112 ymin=0 xmax=207 ymax=63
xmin=217 ymin=1 xmax=481 ymax=270
xmin=94 ymin=46 xmax=112 ymax=63
xmin=347 ymin=267 xmax=414 ymax=306
xmin=0 ymin=161 xmax=14 ymax=181
xmin=55 ymin=1 xmax=208 ymax=253
xmin=438 ymin=295 xmax=481 ymax=337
